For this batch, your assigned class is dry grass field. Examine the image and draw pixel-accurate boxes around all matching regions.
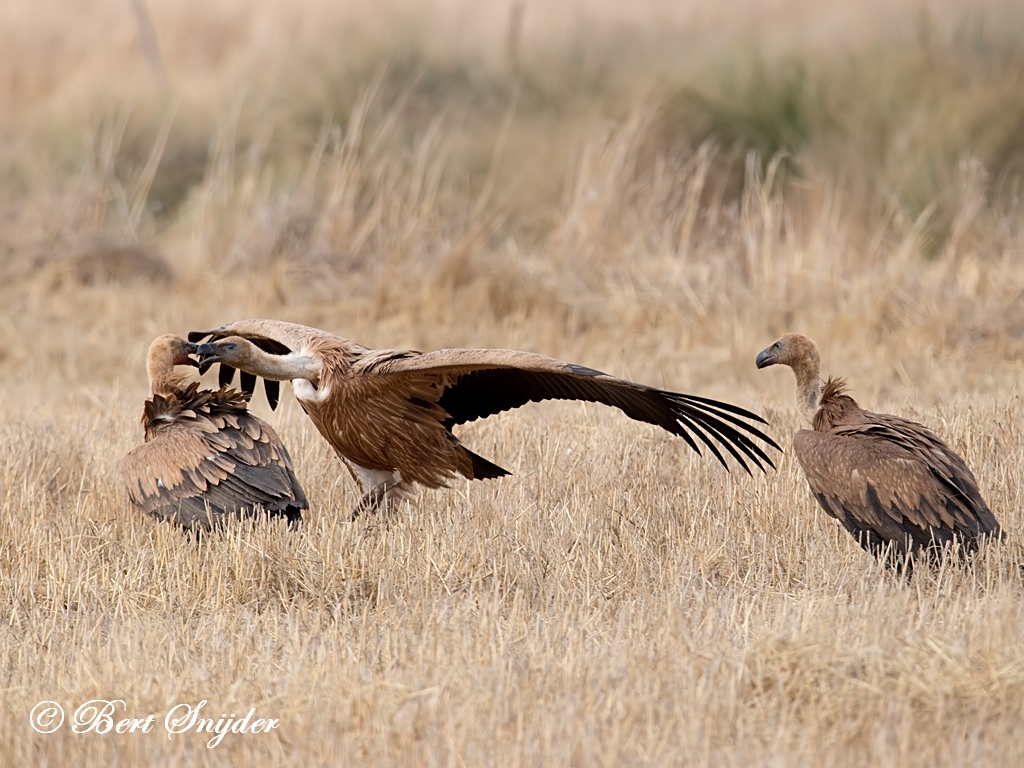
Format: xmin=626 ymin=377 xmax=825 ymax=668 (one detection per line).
xmin=2 ymin=0 xmax=1024 ymax=764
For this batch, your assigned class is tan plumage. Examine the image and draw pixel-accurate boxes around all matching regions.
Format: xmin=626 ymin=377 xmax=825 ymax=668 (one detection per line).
xmin=121 ymin=335 xmax=308 ymax=530
xmin=756 ymin=334 xmax=1001 ymax=564
xmin=190 ymin=319 xmax=782 ymax=517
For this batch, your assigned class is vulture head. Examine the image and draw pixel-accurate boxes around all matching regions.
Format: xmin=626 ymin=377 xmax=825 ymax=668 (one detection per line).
xmin=756 ymin=333 xmax=823 ymax=415
xmin=193 ymin=335 xmax=318 ymax=410
xmin=192 ymin=336 xmax=251 ymax=367
xmin=145 ymin=335 xmax=199 ymax=396
xmin=147 ymin=335 xmax=199 ymax=369
xmin=755 ymin=333 xmax=819 ymax=371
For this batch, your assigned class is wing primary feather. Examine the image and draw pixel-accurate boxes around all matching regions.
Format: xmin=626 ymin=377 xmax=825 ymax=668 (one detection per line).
xmin=669 ymin=394 xmax=782 ymax=452
xmin=682 ymin=407 xmax=773 ymax=471
xmin=672 ymin=392 xmax=772 ymax=425
xmin=674 ymin=413 xmax=735 ymax=472
xmin=681 ymin=408 xmax=759 ymax=474
xmin=667 ymin=419 xmax=702 ymax=457
xmin=219 ymin=364 xmax=236 ymax=387
xmin=265 ymin=379 xmax=280 ymax=410
xmin=240 ymin=371 xmax=257 ymax=397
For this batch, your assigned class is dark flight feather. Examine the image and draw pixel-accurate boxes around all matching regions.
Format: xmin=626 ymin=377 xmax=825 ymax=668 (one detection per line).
xmin=433 ymin=365 xmax=779 ymax=474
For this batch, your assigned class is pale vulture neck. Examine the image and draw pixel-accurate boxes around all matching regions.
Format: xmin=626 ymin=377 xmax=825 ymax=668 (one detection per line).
xmin=243 ymin=342 xmax=322 ymax=383
xmin=793 ymin=359 xmax=822 ymax=419
xmin=147 ymin=358 xmax=189 ymax=397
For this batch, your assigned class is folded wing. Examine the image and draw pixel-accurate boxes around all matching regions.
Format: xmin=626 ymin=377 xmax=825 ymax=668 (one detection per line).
xmin=794 ymin=425 xmax=999 ymax=555
xmin=122 ymin=388 xmax=307 ymax=530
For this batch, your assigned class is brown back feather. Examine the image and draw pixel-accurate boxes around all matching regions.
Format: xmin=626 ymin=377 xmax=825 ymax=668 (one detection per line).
xmin=795 ymin=376 xmax=1000 ymax=562
xmin=142 ymin=382 xmax=251 ymax=438
xmin=127 ymin=380 xmax=307 ymax=530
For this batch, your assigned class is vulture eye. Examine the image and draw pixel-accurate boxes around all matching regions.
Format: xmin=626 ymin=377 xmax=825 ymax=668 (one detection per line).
xmin=772 ymin=342 xmax=781 ymax=350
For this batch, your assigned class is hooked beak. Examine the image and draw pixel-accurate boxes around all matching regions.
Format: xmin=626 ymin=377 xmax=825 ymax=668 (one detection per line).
xmin=191 ymin=342 xmax=227 ymax=375
xmin=192 ymin=342 xmax=222 ymax=362
xmin=173 ymin=341 xmax=200 ymax=367
xmin=755 ymin=347 xmax=777 ymax=369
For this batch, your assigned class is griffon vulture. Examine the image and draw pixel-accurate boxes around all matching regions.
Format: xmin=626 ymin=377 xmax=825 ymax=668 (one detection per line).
xmin=756 ymin=333 xmax=1001 ymax=564
xmin=121 ymin=335 xmax=308 ymax=530
xmin=189 ymin=319 xmax=781 ymax=517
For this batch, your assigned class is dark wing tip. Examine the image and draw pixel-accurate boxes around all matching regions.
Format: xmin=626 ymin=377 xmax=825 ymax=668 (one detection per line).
xmin=265 ymin=379 xmax=280 ymax=411
xmin=677 ymin=392 xmax=775 ymax=428
xmin=683 ymin=396 xmax=783 ymax=452
xmin=219 ymin=364 xmax=236 ymax=387
xmin=240 ymin=371 xmax=257 ymax=397
xmin=188 ymin=330 xmax=215 ymax=343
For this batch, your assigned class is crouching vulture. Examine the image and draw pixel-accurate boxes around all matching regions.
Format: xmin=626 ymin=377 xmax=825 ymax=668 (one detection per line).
xmin=121 ymin=335 xmax=308 ymax=530
xmin=756 ymin=333 xmax=1001 ymax=565
xmin=189 ymin=319 xmax=782 ymax=517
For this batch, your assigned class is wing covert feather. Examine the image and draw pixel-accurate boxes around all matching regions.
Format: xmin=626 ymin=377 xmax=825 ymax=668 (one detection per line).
xmin=123 ymin=394 xmax=307 ymax=528
xmin=793 ymin=427 xmax=996 ymax=551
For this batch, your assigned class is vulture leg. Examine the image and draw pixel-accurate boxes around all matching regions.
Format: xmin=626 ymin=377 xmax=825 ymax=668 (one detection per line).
xmin=351 ymin=479 xmax=403 ymax=520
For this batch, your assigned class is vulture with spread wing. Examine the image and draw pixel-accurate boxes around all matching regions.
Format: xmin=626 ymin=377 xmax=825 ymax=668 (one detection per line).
xmin=121 ymin=335 xmax=308 ymax=530
xmin=189 ymin=319 xmax=781 ymax=517
xmin=756 ymin=333 xmax=1001 ymax=564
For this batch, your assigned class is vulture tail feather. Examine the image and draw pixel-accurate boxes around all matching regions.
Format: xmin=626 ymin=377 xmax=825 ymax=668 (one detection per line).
xmin=467 ymin=450 xmax=512 ymax=480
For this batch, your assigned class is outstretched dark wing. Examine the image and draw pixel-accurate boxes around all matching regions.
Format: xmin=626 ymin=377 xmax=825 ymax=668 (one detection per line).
xmin=122 ymin=390 xmax=307 ymax=530
xmin=361 ymin=348 xmax=782 ymax=474
xmin=793 ymin=424 xmax=999 ymax=557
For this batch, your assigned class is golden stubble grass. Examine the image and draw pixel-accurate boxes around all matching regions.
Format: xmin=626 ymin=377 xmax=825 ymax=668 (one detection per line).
xmin=2 ymin=0 xmax=1024 ymax=764
xmin=2 ymin=396 xmax=1024 ymax=765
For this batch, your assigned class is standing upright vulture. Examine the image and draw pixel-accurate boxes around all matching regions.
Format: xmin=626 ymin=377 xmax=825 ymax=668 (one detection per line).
xmin=755 ymin=333 xmax=1001 ymax=564
xmin=121 ymin=335 xmax=308 ymax=530
xmin=188 ymin=319 xmax=782 ymax=518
